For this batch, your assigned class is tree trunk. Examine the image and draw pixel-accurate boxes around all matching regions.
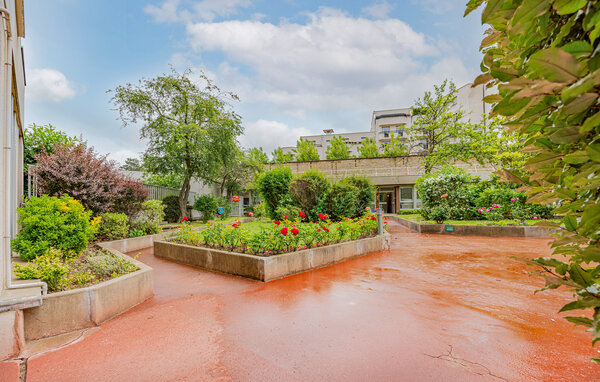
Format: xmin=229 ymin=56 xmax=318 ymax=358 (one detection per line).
xmin=179 ymin=173 xmax=192 ymax=220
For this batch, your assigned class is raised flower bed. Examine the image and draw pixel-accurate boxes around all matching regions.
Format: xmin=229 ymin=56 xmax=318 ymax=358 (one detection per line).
xmin=155 ymin=212 xmax=390 ymax=281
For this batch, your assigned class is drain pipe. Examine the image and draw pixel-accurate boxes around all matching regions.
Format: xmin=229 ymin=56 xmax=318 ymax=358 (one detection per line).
xmin=0 ymin=6 xmax=47 ymax=295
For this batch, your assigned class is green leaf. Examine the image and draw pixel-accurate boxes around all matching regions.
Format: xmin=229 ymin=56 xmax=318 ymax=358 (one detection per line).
xmin=528 ymin=48 xmax=581 ymax=83
xmin=464 ymin=0 xmax=484 ymax=17
xmin=562 ymin=70 xmax=600 ymax=102
xmin=554 ymin=0 xmax=587 ymax=15
xmin=493 ymin=94 xmax=530 ymax=116
xmin=483 ymin=94 xmax=502 ymax=103
xmin=563 ymin=93 xmax=599 ymax=115
xmin=548 ymin=126 xmax=581 ymax=144
xmin=581 ymin=203 xmax=600 ymax=232
xmin=563 ymin=150 xmax=589 ymax=164
xmin=564 ymin=215 xmax=578 ymax=231
xmin=559 ymin=298 xmax=600 ymax=312
xmin=561 ymin=41 xmax=593 ymax=59
xmin=569 ymin=264 xmax=596 ymax=287
xmin=586 ymin=144 xmax=600 ymax=162
xmin=565 ymin=316 xmax=594 ymax=327
xmin=511 ymin=0 xmax=551 ymax=32
xmin=581 ymin=112 xmax=600 ymax=133
xmin=481 ymin=0 xmax=503 ymax=24
xmin=593 ymin=358 xmax=600 ymax=365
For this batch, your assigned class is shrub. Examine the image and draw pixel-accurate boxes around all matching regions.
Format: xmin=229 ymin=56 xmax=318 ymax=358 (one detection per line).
xmin=13 ymin=248 xmax=70 ymax=291
xmin=397 ymin=209 xmax=421 ymax=215
xmin=194 ymin=195 xmax=218 ymax=222
xmin=11 ymin=195 xmax=96 ymax=261
xmin=275 ymin=204 xmax=302 ymax=221
xmin=326 ymin=183 xmax=359 ymax=221
xmin=289 ymin=170 xmax=329 ymax=221
xmin=257 ymin=167 xmax=293 ymax=219
xmin=162 ymin=195 xmax=181 ymax=223
xmin=85 ymin=253 xmax=138 ymax=278
xmin=129 ymin=229 xmax=145 ymax=238
xmin=216 ymin=197 xmax=233 ymax=219
xmin=32 ymin=142 xmax=147 ymax=215
xmin=97 ymin=213 xmax=129 ymax=241
xmin=340 ymin=176 xmax=375 ymax=217
xmin=253 ymin=202 xmax=267 ymax=218
xmin=417 ymin=172 xmax=472 ymax=210
xmin=424 ymin=205 xmax=451 ymax=224
xmin=130 ymin=200 xmax=165 ymax=234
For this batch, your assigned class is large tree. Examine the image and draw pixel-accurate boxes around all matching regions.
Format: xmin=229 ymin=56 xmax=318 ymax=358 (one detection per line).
xmin=358 ymin=137 xmax=379 ymax=158
xmin=271 ymin=147 xmax=294 ymax=164
xmin=294 ymin=137 xmax=320 ymax=161
xmin=109 ymin=69 xmax=242 ymax=219
xmin=382 ymin=133 xmax=408 ymax=157
xmin=466 ymin=0 xmax=600 ymax=360
xmin=24 ymin=123 xmax=77 ymax=171
xmin=326 ymin=135 xmax=351 ymax=160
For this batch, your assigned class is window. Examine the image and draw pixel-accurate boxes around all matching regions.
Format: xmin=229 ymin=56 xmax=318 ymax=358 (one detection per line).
xmin=382 ymin=126 xmax=390 ymax=138
xmin=396 ymin=125 xmax=405 ymax=136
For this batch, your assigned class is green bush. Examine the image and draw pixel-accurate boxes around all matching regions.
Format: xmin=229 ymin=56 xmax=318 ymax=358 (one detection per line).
xmin=326 ymin=183 xmax=359 ymax=221
xmin=340 ymin=176 xmax=375 ymax=217
xmin=162 ymin=195 xmax=181 ymax=223
xmin=258 ymin=167 xmax=293 ymax=219
xmin=289 ymin=169 xmax=330 ymax=221
xmin=97 ymin=213 xmax=129 ymax=241
xmin=11 ymin=195 xmax=96 ymax=261
xmin=253 ymin=202 xmax=267 ymax=218
xmin=423 ymin=205 xmax=451 ymax=224
xmin=129 ymin=229 xmax=145 ymax=238
xmin=397 ymin=209 xmax=421 ymax=215
xmin=85 ymin=253 xmax=138 ymax=278
xmin=194 ymin=195 xmax=218 ymax=222
xmin=13 ymin=248 xmax=70 ymax=291
xmin=131 ymin=200 xmax=165 ymax=234
xmin=275 ymin=204 xmax=302 ymax=221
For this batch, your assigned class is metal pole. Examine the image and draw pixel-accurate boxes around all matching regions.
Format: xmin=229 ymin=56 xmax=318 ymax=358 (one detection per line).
xmin=377 ymin=207 xmax=384 ymax=236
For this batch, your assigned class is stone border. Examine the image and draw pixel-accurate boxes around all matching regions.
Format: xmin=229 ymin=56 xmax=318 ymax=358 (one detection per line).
xmin=22 ymin=245 xmax=154 ymax=341
xmin=154 ymin=234 xmax=390 ymax=282
xmin=390 ymin=215 xmax=551 ymax=238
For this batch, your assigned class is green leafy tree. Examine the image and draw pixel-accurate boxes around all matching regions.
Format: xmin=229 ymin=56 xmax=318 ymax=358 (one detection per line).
xmin=271 ymin=147 xmax=294 ymax=163
xmin=407 ymin=80 xmax=468 ymax=172
xmin=121 ymin=157 xmax=143 ymax=171
xmin=358 ymin=137 xmax=379 ymax=158
xmin=24 ymin=123 xmax=77 ymax=170
xmin=466 ymin=0 xmax=600 ymax=361
xmin=294 ymin=137 xmax=320 ymax=161
xmin=109 ymin=68 xmax=242 ymax=220
xmin=142 ymin=173 xmax=184 ymax=188
xmin=382 ymin=133 xmax=409 ymax=157
xmin=326 ymin=136 xmax=351 ymax=160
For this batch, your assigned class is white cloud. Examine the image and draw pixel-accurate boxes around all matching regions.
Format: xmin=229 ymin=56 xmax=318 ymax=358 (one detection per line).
xmin=27 ymin=68 xmax=79 ymax=103
xmin=106 ymin=150 xmax=141 ymax=165
xmin=240 ymin=119 xmax=310 ymax=154
xmin=361 ymin=1 xmax=392 ymax=19
xmin=145 ymin=0 xmax=251 ymax=23
xmin=185 ymin=7 xmax=471 ymax=117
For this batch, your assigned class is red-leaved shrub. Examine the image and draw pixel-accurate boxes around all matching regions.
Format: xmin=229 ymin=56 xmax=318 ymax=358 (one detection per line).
xmin=32 ymin=142 xmax=147 ymax=215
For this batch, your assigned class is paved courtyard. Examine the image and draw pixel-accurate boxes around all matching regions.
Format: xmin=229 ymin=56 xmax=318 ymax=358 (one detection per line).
xmin=20 ymin=222 xmax=599 ymax=381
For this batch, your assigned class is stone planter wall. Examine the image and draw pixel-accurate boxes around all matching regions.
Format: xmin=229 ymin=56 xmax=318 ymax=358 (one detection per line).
xmin=391 ymin=215 xmax=551 ymax=238
xmin=155 ymin=234 xmax=390 ymax=282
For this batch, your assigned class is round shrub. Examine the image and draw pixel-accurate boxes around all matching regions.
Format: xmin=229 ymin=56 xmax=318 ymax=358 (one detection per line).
xmin=194 ymin=195 xmax=219 ymax=223
xmin=326 ymin=183 xmax=359 ymax=221
xmin=97 ymin=213 xmax=129 ymax=241
xmin=130 ymin=200 xmax=165 ymax=234
xmin=340 ymin=176 xmax=375 ymax=217
xmin=162 ymin=195 xmax=181 ymax=223
xmin=424 ymin=205 xmax=451 ymax=224
xmin=11 ymin=195 xmax=96 ymax=261
xmin=289 ymin=169 xmax=330 ymax=221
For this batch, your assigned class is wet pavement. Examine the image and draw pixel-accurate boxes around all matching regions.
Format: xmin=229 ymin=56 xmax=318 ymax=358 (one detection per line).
xmin=22 ymin=221 xmax=599 ymax=381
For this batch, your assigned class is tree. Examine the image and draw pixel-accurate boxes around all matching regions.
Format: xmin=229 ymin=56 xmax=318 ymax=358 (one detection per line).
xmin=24 ymin=123 xmax=77 ymax=170
xmin=382 ymin=133 xmax=408 ymax=157
xmin=294 ymin=137 xmax=320 ymax=161
xmin=326 ymin=135 xmax=351 ymax=160
xmin=32 ymin=141 xmax=147 ymax=216
xmin=121 ymin=157 xmax=143 ymax=171
xmin=466 ymin=0 xmax=600 ymax=360
xmin=358 ymin=137 xmax=379 ymax=158
xmin=109 ymin=68 xmax=242 ymax=220
xmin=407 ymin=80 xmax=466 ymax=173
xmin=142 ymin=173 xmax=184 ymax=188
xmin=271 ymin=147 xmax=294 ymax=163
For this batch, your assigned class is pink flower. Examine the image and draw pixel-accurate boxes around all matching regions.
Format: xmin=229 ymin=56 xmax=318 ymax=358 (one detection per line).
xmin=510 ymin=198 xmax=515 ymax=202
xmin=486 ymin=209 xmax=490 ymax=212
xmin=283 ymin=215 xmax=288 ymax=220
xmin=477 ymin=209 xmax=483 ymax=213
xmin=533 ymin=217 xmax=538 ymax=220
xmin=248 ymin=211 xmax=254 ymax=216
xmin=516 ymin=198 xmax=520 ymax=201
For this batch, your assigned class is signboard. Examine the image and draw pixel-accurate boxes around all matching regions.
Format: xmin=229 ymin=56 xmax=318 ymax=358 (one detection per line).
xmin=445 ymin=225 xmax=455 ymax=232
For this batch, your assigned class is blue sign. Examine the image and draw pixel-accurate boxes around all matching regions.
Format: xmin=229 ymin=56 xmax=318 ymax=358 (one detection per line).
xmin=217 ymin=207 xmax=224 ymax=215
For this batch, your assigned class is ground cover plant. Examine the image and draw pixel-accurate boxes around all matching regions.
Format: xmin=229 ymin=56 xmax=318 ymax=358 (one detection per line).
xmin=400 ymin=214 xmax=559 ymax=227
xmin=466 ymin=0 xmax=600 ymax=360
xmin=169 ymin=210 xmax=382 ymax=256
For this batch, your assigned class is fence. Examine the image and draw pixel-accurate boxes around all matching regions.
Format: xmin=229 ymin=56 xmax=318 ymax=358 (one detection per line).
xmin=142 ymin=184 xmax=197 ymax=204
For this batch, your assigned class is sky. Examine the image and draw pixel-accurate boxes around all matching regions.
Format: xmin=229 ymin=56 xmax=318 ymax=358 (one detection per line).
xmin=24 ymin=0 xmax=485 ymax=163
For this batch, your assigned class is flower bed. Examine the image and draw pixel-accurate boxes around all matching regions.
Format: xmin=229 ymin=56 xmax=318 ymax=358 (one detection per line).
xmin=168 ymin=212 xmax=381 ymax=256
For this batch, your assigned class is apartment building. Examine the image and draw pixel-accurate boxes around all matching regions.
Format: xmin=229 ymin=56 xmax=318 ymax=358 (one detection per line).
xmin=281 ymin=82 xmax=490 ymax=157
xmin=0 ymin=0 xmax=44 ymax=361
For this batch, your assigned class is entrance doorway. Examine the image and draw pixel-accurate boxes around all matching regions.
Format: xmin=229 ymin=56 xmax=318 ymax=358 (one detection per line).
xmin=377 ymin=187 xmax=395 ymax=213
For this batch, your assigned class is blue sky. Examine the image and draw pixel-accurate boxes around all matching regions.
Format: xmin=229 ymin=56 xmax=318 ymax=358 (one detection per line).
xmin=24 ymin=0 xmax=484 ymax=163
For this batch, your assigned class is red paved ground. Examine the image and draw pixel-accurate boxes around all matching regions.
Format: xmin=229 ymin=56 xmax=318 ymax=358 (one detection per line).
xmin=24 ymin=222 xmax=598 ymax=381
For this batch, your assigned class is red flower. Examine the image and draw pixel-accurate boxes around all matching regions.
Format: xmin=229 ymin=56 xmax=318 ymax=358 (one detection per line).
xmin=322 ymin=227 xmax=329 ymax=232
xmin=281 ymin=227 xmax=288 ymax=236
xmin=324 ymin=214 xmax=329 ymax=220
xmin=182 ymin=216 xmax=188 ymax=221
xmin=441 ymin=193 xmax=448 ymax=198
xmin=291 ymin=228 xmax=299 ymax=236
xmin=232 ymin=195 xmax=240 ymax=202
xmin=318 ymin=213 xmax=325 ymax=220
xmin=274 ymin=220 xmax=281 ymax=225
xmin=248 ymin=211 xmax=254 ymax=217
xmin=283 ymin=215 xmax=288 ymax=220
xmin=299 ymin=211 xmax=305 ymax=219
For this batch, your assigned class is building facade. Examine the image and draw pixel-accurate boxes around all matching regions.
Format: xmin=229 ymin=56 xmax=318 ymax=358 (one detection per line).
xmin=282 ymin=83 xmax=490 ymax=158
xmin=0 ymin=0 xmax=43 ymax=361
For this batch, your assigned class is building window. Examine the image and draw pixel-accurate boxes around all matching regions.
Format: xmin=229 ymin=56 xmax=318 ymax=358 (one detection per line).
xmin=382 ymin=126 xmax=390 ymax=138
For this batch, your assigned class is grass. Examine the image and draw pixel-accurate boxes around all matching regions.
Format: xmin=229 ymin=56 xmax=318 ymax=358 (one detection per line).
xmin=398 ymin=213 xmax=560 ymax=227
